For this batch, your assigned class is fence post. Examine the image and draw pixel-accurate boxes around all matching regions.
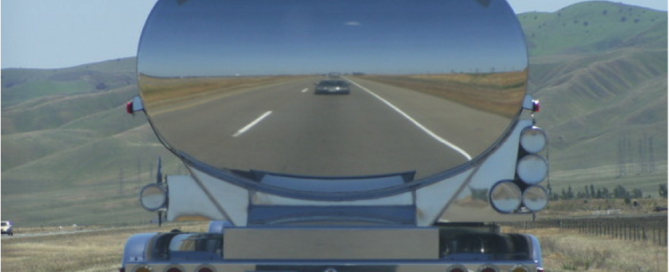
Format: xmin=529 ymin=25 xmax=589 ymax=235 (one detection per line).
xmin=615 ymin=223 xmax=619 ymax=239
xmin=624 ymin=223 xmax=628 ymax=241
xmin=653 ymin=227 xmax=657 ymax=245
xmin=597 ymin=220 xmax=601 ymax=236
xmin=606 ymin=222 xmax=610 ymax=237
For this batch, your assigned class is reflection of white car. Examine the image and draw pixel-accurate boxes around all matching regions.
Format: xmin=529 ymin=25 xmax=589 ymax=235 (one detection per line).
xmin=1 ymin=220 xmax=13 ymax=236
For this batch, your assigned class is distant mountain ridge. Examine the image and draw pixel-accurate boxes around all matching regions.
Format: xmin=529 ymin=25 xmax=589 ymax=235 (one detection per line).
xmin=518 ymin=1 xmax=666 ymax=55
xmin=1 ymin=1 xmax=666 ymax=226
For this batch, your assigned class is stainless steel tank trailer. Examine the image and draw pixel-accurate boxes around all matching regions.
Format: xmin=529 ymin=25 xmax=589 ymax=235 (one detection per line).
xmin=122 ymin=0 xmax=548 ymax=271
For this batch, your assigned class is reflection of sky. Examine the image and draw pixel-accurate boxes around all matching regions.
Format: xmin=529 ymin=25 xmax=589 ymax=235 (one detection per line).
xmin=138 ymin=0 xmax=528 ymax=77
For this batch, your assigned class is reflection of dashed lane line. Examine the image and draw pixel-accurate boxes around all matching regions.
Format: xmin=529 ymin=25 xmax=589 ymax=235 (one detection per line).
xmin=233 ymin=111 xmax=272 ymax=137
xmin=345 ymin=78 xmax=472 ymax=161
xmin=233 ymin=87 xmax=308 ymax=137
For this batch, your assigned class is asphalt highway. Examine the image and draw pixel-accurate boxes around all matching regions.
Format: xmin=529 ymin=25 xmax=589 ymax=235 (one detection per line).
xmin=149 ymin=76 xmax=511 ymax=180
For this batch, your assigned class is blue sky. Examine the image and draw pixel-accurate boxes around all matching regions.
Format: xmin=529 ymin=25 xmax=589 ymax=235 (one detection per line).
xmin=2 ymin=0 xmax=667 ymax=69
xmin=138 ymin=0 xmax=528 ymax=76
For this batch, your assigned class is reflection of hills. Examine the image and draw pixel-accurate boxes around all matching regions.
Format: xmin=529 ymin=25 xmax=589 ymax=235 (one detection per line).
xmin=139 ymin=74 xmax=308 ymax=111
xmin=357 ymin=71 xmax=526 ymax=118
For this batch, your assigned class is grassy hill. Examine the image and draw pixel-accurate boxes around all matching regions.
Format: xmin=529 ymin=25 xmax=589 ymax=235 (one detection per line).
xmin=519 ymin=1 xmax=667 ymax=55
xmin=1 ymin=1 xmax=667 ymax=226
xmin=518 ymin=2 xmax=667 ymax=195
xmin=2 ymin=59 xmax=186 ymax=226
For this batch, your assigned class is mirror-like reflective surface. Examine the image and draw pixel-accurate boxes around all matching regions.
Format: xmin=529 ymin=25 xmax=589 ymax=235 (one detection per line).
xmin=522 ymin=186 xmax=549 ymax=211
xmin=139 ymin=184 xmax=167 ymax=211
xmin=138 ymin=0 xmax=528 ymax=182
xmin=490 ymin=181 xmax=522 ymax=213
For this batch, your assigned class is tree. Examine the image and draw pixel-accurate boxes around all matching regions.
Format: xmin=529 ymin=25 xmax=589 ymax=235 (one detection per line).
xmin=590 ymin=185 xmax=596 ymax=198
xmin=659 ymin=184 xmax=667 ymax=198
xmin=561 ymin=188 xmax=567 ymax=200
xmin=567 ymin=185 xmax=574 ymax=199
xmin=601 ymin=187 xmax=610 ymax=199
xmin=614 ymin=185 xmax=629 ymax=199
xmin=585 ymin=186 xmax=590 ymax=198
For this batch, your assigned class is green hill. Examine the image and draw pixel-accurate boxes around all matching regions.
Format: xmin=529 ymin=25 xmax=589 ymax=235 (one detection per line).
xmin=520 ymin=1 xmax=667 ymax=194
xmin=519 ymin=1 xmax=667 ymax=56
xmin=2 ymin=58 xmax=186 ymax=226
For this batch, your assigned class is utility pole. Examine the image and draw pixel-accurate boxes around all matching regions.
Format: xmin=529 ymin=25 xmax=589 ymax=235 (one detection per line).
xmin=119 ymin=168 xmax=124 ymax=196
xmin=137 ymin=158 xmax=142 ymax=188
xmin=648 ymin=136 xmax=655 ymax=174
xmin=618 ymin=138 xmax=625 ymax=177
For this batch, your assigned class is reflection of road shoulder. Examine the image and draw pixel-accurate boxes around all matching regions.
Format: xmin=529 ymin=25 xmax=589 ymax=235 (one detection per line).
xmin=345 ymin=77 xmax=472 ymax=161
xmin=144 ymin=76 xmax=311 ymax=116
xmin=345 ymin=76 xmax=511 ymax=160
xmin=354 ymin=73 xmax=525 ymax=118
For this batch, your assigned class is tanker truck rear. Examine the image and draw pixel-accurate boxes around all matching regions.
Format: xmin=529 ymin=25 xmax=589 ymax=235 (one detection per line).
xmin=121 ymin=0 xmax=549 ymax=271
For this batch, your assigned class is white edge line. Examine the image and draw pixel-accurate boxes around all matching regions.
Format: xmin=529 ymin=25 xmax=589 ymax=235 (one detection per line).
xmin=301 ymin=88 xmax=308 ymax=93
xmin=345 ymin=78 xmax=472 ymax=161
xmin=233 ymin=111 xmax=272 ymax=137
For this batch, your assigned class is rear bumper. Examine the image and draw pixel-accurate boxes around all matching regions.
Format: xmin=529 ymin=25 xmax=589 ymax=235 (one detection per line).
xmin=123 ymin=261 xmax=540 ymax=272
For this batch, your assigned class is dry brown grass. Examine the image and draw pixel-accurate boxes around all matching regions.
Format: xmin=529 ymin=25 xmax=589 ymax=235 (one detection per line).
xmin=358 ymin=71 xmax=527 ymax=118
xmin=538 ymin=198 xmax=668 ymax=218
xmin=138 ymin=75 xmax=308 ymax=111
xmin=3 ymin=222 xmax=665 ymax=272
xmin=1 ymin=222 xmax=208 ymax=272
xmin=504 ymin=227 xmax=668 ymax=272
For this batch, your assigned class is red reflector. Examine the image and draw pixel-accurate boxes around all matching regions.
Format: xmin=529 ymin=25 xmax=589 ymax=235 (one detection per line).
xmin=126 ymin=101 xmax=133 ymax=114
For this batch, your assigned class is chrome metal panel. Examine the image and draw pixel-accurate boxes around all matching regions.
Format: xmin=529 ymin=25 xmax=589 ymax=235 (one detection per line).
xmin=137 ymin=0 xmax=529 ymax=192
xmin=247 ymin=205 xmax=416 ymax=225
xmin=257 ymin=171 xmax=410 ymax=193
xmin=528 ymin=234 xmax=544 ymax=269
xmin=121 ymin=233 xmax=156 ymax=265
xmin=166 ymin=175 xmax=226 ymax=221
xmin=436 ymin=119 xmax=534 ymax=222
xmin=189 ymin=167 xmax=250 ymax=225
xmin=223 ymin=227 xmax=439 ymax=260
xmin=415 ymin=169 xmax=473 ymax=225
xmin=251 ymin=190 xmax=413 ymax=206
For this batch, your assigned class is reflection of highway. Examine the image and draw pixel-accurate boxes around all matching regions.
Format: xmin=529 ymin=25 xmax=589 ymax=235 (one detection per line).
xmin=151 ymin=76 xmax=510 ymax=179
